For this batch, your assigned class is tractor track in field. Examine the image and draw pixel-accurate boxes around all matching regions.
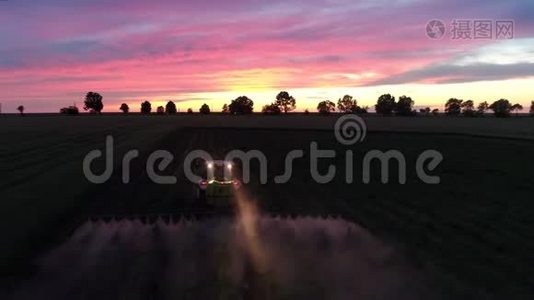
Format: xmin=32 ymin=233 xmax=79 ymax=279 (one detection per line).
xmin=1 ymin=127 xmax=439 ymax=299
xmin=5 ymin=125 xmax=534 ymax=298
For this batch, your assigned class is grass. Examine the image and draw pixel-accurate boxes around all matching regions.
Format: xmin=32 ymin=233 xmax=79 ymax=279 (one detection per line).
xmin=1 ymin=114 xmax=534 ymax=298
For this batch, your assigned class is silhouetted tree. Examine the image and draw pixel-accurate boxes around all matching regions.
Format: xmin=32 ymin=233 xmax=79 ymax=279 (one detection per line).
xmin=395 ymin=95 xmax=415 ymax=116
xmin=155 ymin=106 xmax=164 ymax=114
xmin=229 ymin=96 xmax=254 ymax=114
xmin=511 ymin=103 xmax=523 ymax=116
xmin=222 ymin=104 xmax=229 ymax=113
xmin=187 ymin=108 xmax=194 ymax=114
xmin=140 ymin=101 xmax=151 ymax=114
xmin=317 ymin=100 xmax=336 ymax=115
xmin=353 ymin=106 xmax=368 ymax=114
xmin=445 ymin=98 xmax=463 ymax=116
xmin=476 ymin=101 xmax=489 ymax=116
xmin=530 ymin=101 xmax=534 ymax=116
xmin=304 ymin=109 xmax=310 ymax=115
xmin=337 ymin=95 xmax=357 ymax=113
xmin=419 ymin=107 xmax=431 ymax=115
xmin=489 ymin=99 xmax=512 ymax=118
xmin=432 ymin=109 xmax=440 ymax=116
xmin=375 ymin=94 xmax=396 ymax=115
xmin=120 ymin=103 xmax=129 ymax=114
xmin=60 ymin=106 xmax=79 ymax=115
xmin=262 ymin=103 xmax=281 ymax=115
xmin=461 ymin=100 xmax=475 ymax=117
xmin=166 ymin=101 xmax=177 ymax=114
xmin=84 ymin=92 xmax=104 ymax=114
xmin=200 ymin=103 xmax=211 ymax=114
xmin=275 ymin=91 xmax=296 ymax=113
xmin=17 ymin=105 xmax=24 ymax=116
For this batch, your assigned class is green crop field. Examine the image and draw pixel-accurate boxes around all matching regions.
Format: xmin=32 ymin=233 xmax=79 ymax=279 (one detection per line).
xmin=1 ymin=114 xmax=534 ymax=298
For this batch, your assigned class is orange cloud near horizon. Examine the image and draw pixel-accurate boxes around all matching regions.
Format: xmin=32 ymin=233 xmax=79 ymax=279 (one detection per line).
xmin=1 ymin=0 xmax=533 ymax=113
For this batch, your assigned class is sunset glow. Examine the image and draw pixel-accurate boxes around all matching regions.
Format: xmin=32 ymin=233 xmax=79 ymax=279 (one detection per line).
xmin=1 ymin=0 xmax=533 ymax=112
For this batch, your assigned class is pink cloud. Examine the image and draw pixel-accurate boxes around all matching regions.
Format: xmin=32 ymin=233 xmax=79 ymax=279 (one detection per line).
xmin=0 ymin=0 xmax=533 ymax=111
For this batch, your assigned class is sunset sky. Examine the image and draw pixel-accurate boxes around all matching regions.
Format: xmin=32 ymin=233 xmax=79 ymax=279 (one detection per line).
xmin=1 ymin=0 xmax=533 ymax=112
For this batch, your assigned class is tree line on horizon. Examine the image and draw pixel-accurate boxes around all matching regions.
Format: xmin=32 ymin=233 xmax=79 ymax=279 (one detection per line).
xmin=13 ymin=91 xmax=532 ymax=118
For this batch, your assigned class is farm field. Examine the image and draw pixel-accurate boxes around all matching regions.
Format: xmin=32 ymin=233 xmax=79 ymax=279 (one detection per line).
xmin=1 ymin=114 xmax=534 ymax=298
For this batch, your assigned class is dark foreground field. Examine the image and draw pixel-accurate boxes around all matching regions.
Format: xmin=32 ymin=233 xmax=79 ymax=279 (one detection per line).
xmin=1 ymin=115 xmax=534 ymax=299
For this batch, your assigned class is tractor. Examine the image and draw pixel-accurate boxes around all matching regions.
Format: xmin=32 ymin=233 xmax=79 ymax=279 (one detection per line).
xmin=196 ymin=160 xmax=241 ymax=207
